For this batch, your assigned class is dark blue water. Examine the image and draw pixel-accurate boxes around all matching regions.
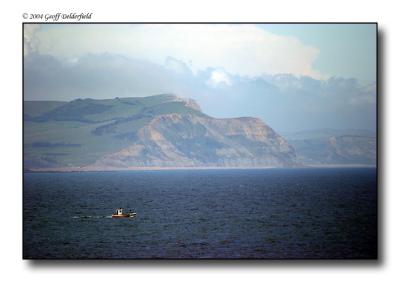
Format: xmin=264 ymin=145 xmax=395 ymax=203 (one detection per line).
xmin=23 ymin=168 xmax=377 ymax=259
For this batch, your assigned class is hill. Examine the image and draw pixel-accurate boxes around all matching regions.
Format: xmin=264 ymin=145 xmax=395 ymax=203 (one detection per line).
xmin=281 ymin=129 xmax=376 ymax=166
xmin=24 ymin=94 xmax=298 ymax=170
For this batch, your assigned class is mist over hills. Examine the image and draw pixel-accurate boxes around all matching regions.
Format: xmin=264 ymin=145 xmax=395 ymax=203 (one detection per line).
xmin=24 ymin=94 xmax=299 ymax=170
xmin=24 ymin=53 xmax=376 ymax=133
xmin=24 ymin=94 xmax=376 ymax=171
xmin=282 ymin=129 xmax=376 ymax=166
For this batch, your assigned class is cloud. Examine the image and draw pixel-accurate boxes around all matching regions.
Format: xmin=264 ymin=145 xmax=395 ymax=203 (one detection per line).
xmin=24 ymin=24 xmax=41 ymax=56
xmin=164 ymin=56 xmax=192 ymax=75
xmin=24 ymin=53 xmax=376 ymax=132
xmin=27 ymin=24 xmax=322 ymax=79
xmin=207 ymin=69 xmax=232 ymax=87
xmin=23 ymin=24 xmax=376 ymax=131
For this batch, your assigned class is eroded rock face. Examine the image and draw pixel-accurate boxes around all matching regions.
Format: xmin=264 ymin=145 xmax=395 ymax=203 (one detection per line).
xmin=283 ymin=130 xmax=376 ymax=166
xmin=93 ymin=113 xmax=298 ymax=168
xmin=24 ymin=94 xmax=299 ymax=170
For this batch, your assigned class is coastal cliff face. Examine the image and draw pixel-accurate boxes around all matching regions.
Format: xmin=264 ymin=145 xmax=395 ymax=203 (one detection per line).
xmin=92 ymin=114 xmax=296 ymax=168
xmin=24 ymin=94 xmax=298 ymax=170
xmin=282 ymin=129 xmax=376 ymax=166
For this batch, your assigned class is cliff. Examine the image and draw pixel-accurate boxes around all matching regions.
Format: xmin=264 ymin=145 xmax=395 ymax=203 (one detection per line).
xmin=24 ymin=94 xmax=298 ymax=170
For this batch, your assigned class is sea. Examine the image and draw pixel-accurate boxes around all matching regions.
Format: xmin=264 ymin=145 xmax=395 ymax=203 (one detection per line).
xmin=23 ymin=168 xmax=377 ymax=259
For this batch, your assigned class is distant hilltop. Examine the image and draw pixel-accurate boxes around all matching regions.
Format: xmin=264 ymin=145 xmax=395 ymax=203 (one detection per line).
xmin=281 ymin=129 xmax=376 ymax=166
xmin=24 ymin=94 xmax=299 ymax=171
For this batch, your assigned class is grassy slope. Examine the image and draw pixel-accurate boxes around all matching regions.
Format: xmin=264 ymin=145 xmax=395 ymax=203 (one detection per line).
xmin=24 ymin=95 xmax=204 ymax=167
xmin=24 ymin=101 xmax=67 ymax=117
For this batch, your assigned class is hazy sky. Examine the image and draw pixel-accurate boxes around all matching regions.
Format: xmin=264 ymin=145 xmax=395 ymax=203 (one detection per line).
xmin=260 ymin=24 xmax=376 ymax=84
xmin=24 ymin=23 xmax=377 ymax=132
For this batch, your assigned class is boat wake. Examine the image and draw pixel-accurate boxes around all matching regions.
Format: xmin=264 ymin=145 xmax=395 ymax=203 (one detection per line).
xmin=72 ymin=215 xmax=113 ymax=219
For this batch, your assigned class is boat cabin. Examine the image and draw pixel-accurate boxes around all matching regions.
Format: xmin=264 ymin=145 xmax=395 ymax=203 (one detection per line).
xmin=116 ymin=208 xmax=123 ymax=215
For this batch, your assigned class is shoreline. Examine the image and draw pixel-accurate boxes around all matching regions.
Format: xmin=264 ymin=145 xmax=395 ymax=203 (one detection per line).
xmin=24 ymin=164 xmax=376 ymax=173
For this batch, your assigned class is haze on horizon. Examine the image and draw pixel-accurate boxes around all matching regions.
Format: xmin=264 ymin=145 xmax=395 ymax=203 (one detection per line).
xmin=23 ymin=23 xmax=377 ymax=132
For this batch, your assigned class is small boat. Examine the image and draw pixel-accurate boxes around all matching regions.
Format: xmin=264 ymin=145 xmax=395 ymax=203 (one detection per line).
xmin=112 ymin=208 xmax=136 ymax=218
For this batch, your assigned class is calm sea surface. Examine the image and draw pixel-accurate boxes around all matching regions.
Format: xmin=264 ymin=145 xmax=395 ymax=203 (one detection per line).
xmin=23 ymin=168 xmax=377 ymax=259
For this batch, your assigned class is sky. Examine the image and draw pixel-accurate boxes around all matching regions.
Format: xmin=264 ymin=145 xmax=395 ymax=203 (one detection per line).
xmin=260 ymin=24 xmax=376 ymax=84
xmin=23 ymin=23 xmax=377 ymax=132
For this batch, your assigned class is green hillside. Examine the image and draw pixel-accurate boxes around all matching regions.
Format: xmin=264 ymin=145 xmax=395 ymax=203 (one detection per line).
xmin=24 ymin=94 xmax=205 ymax=168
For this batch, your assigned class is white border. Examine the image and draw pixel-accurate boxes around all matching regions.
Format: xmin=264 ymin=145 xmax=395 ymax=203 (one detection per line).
xmin=1 ymin=0 xmax=398 ymax=281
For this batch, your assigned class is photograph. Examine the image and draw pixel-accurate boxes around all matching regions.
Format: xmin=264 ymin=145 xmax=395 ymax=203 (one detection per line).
xmin=23 ymin=23 xmax=377 ymax=259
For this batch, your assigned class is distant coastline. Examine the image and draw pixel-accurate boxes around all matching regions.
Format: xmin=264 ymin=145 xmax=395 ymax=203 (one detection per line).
xmin=24 ymin=164 xmax=376 ymax=173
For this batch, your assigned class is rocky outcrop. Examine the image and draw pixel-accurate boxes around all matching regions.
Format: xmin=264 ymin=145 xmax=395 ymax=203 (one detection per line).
xmin=283 ymin=130 xmax=376 ymax=166
xmin=92 ymin=113 xmax=297 ymax=168
xmin=24 ymin=94 xmax=298 ymax=170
